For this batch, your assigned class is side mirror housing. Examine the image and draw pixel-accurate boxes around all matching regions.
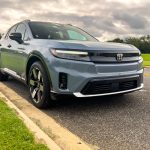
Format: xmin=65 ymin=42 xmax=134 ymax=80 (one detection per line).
xmin=9 ymin=33 xmax=23 ymax=44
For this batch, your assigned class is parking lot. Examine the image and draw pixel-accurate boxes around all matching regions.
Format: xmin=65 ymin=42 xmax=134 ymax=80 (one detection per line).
xmin=0 ymin=68 xmax=150 ymax=150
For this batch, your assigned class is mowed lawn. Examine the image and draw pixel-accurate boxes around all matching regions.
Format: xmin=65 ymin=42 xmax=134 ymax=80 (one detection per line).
xmin=0 ymin=100 xmax=48 ymax=150
xmin=142 ymin=54 xmax=150 ymax=66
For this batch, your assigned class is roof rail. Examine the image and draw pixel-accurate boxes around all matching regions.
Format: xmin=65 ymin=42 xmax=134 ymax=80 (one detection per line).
xmin=22 ymin=19 xmax=31 ymax=22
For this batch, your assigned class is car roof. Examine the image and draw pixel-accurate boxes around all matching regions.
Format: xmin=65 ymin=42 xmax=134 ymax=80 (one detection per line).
xmin=21 ymin=20 xmax=72 ymax=27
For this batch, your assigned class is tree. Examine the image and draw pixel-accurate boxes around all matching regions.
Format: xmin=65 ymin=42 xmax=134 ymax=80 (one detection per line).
xmin=108 ymin=38 xmax=124 ymax=43
xmin=108 ymin=35 xmax=150 ymax=54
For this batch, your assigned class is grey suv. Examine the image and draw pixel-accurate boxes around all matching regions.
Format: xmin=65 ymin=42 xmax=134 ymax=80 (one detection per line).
xmin=0 ymin=20 xmax=143 ymax=108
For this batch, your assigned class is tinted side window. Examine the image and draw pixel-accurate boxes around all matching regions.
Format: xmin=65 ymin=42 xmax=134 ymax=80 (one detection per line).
xmin=15 ymin=24 xmax=26 ymax=40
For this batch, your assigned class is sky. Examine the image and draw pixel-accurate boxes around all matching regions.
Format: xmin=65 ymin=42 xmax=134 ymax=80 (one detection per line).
xmin=0 ymin=0 xmax=150 ymax=41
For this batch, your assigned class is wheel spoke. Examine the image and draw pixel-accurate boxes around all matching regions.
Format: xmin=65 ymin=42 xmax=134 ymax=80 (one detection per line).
xmin=38 ymin=71 xmax=41 ymax=81
xmin=32 ymin=68 xmax=37 ymax=79
xmin=30 ymin=79 xmax=36 ymax=86
xmin=31 ymin=88 xmax=38 ymax=98
xmin=37 ymin=90 xmax=41 ymax=102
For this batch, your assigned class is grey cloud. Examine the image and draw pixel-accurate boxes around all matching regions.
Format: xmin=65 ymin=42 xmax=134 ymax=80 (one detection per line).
xmin=30 ymin=11 xmax=126 ymax=37
xmin=113 ymin=12 xmax=148 ymax=29
xmin=0 ymin=0 xmax=150 ymax=40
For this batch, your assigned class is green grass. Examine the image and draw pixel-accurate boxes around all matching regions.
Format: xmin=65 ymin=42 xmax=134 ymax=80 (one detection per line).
xmin=142 ymin=54 xmax=150 ymax=66
xmin=143 ymin=61 xmax=150 ymax=66
xmin=0 ymin=100 xmax=48 ymax=150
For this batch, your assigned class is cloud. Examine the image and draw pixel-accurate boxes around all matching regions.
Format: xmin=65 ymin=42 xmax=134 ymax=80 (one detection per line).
xmin=0 ymin=0 xmax=150 ymax=41
xmin=113 ymin=13 xmax=148 ymax=29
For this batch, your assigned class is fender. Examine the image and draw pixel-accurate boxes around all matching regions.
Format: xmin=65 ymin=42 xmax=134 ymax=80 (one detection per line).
xmin=26 ymin=51 xmax=53 ymax=88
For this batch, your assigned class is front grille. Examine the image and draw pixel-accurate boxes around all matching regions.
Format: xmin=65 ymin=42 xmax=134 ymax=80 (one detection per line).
xmin=89 ymin=52 xmax=139 ymax=63
xmin=89 ymin=53 xmax=139 ymax=57
xmin=81 ymin=79 xmax=138 ymax=95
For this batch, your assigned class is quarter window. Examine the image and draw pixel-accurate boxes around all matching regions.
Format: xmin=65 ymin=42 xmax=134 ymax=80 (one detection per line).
xmin=6 ymin=25 xmax=17 ymax=39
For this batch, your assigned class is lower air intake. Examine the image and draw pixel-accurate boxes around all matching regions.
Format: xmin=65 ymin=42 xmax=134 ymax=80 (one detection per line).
xmin=81 ymin=79 xmax=138 ymax=95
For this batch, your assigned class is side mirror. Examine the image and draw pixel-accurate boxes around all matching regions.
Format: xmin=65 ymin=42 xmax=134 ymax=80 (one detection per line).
xmin=9 ymin=33 xmax=23 ymax=44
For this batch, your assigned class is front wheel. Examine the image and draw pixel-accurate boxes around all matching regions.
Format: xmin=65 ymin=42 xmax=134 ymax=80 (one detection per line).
xmin=28 ymin=61 xmax=51 ymax=108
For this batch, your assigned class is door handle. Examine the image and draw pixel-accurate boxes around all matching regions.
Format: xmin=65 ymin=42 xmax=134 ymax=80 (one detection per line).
xmin=7 ymin=44 xmax=12 ymax=48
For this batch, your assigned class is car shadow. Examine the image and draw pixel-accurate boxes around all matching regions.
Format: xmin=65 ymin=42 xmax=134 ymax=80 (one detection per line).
xmin=3 ymin=77 xmax=136 ymax=112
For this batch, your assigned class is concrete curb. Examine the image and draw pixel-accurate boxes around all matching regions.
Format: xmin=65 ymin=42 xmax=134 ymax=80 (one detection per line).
xmin=0 ymin=92 xmax=62 ymax=150
xmin=144 ymin=66 xmax=150 ymax=68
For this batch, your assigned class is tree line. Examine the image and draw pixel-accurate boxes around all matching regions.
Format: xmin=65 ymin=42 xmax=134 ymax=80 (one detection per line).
xmin=108 ymin=35 xmax=150 ymax=54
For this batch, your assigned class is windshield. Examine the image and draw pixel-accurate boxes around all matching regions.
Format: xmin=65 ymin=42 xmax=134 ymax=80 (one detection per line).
xmin=29 ymin=22 xmax=98 ymax=41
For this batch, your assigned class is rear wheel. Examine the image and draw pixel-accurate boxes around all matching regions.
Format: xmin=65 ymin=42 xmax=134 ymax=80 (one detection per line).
xmin=0 ymin=70 xmax=9 ymax=81
xmin=28 ymin=61 xmax=51 ymax=108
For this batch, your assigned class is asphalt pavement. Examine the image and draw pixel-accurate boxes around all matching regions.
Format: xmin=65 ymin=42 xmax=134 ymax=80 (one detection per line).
xmin=1 ymin=68 xmax=150 ymax=150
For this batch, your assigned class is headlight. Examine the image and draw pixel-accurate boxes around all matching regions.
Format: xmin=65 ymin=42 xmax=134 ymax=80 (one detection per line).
xmin=51 ymin=49 xmax=90 ymax=61
xmin=139 ymin=56 xmax=143 ymax=62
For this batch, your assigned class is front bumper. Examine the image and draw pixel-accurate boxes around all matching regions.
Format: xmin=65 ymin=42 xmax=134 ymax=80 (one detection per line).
xmin=47 ymin=56 xmax=143 ymax=96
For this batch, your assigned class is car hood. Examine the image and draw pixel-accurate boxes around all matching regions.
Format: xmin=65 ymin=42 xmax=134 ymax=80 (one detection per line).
xmin=32 ymin=39 xmax=139 ymax=53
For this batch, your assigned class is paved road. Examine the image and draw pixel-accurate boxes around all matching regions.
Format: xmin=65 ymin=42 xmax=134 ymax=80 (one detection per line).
xmin=1 ymin=68 xmax=150 ymax=150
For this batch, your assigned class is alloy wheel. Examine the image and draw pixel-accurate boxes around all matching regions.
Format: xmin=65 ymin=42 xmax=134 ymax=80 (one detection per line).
xmin=29 ymin=67 xmax=44 ymax=104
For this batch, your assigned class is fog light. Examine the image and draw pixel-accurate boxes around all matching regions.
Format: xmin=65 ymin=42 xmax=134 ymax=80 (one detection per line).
xmin=59 ymin=73 xmax=68 ymax=89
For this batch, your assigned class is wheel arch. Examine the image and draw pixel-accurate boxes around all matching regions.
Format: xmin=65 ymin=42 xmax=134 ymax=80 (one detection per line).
xmin=26 ymin=52 xmax=52 ymax=88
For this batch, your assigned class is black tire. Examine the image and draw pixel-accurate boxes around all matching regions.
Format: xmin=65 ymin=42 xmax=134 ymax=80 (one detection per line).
xmin=0 ymin=70 xmax=9 ymax=81
xmin=28 ymin=61 xmax=51 ymax=108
